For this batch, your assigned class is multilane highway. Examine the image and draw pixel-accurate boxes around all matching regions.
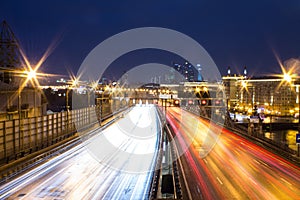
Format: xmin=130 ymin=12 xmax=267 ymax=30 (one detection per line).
xmin=167 ymin=107 xmax=300 ymax=200
xmin=0 ymin=105 xmax=161 ymax=199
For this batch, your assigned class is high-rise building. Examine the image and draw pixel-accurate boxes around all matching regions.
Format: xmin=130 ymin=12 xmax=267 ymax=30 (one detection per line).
xmin=197 ymin=64 xmax=203 ymax=82
xmin=173 ymin=61 xmax=196 ymax=82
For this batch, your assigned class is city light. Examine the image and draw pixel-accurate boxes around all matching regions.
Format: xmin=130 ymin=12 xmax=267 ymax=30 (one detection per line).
xmin=90 ymin=81 xmax=99 ymax=90
xmin=2 ymin=5 xmax=300 ymax=200
xmin=71 ymin=77 xmax=79 ymax=87
xmin=273 ymin=51 xmax=297 ymax=87
xmin=241 ymin=80 xmax=247 ymax=88
xmin=284 ymin=73 xmax=292 ymax=83
xmin=26 ymin=69 xmax=36 ymax=80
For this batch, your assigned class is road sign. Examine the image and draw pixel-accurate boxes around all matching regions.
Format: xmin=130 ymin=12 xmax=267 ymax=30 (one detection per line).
xmin=159 ymin=94 xmax=172 ymax=99
xmin=296 ymin=133 xmax=300 ymax=144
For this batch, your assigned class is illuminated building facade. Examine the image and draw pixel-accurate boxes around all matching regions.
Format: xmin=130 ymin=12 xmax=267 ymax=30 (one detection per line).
xmin=236 ymin=77 xmax=297 ymax=116
xmin=223 ymin=72 xmax=299 ymax=116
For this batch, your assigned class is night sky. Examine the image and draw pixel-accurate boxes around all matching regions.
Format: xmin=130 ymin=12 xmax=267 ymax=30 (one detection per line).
xmin=1 ymin=0 xmax=300 ymax=79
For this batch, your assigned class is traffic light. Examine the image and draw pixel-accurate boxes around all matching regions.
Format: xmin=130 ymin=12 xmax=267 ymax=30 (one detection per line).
xmin=212 ymin=99 xmax=223 ymax=106
xmin=201 ymin=99 xmax=207 ymax=106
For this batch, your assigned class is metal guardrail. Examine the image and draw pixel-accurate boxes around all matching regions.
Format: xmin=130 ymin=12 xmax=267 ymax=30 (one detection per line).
xmin=225 ymin=125 xmax=300 ymax=167
xmin=165 ymin=123 xmax=193 ymax=200
xmin=0 ymin=107 xmax=98 ymax=165
xmin=149 ymin=106 xmax=164 ymax=200
xmin=149 ymin=106 xmax=191 ymax=200
xmin=0 ymin=135 xmax=80 ymax=184
xmin=166 ymin=124 xmax=184 ymax=199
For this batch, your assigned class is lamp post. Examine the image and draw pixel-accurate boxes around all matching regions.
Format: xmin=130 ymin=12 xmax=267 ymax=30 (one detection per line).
xmin=87 ymin=82 xmax=98 ymax=124
xmin=241 ymin=81 xmax=255 ymax=135
xmin=65 ymin=78 xmax=78 ymax=130
xmin=18 ymin=84 xmax=22 ymax=153
xmin=17 ymin=69 xmax=37 ymax=156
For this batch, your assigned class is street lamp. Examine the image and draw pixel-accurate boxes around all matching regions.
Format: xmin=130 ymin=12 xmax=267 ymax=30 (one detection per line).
xmin=26 ymin=69 xmax=36 ymax=80
xmin=240 ymin=80 xmax=254 ymax=115
xmin=283 ymin=72 xmax=292 ymax=83
xmin=281 ymin=71 xmax=295 ymax=116
xmin=17 ymin=69 xmax=37 ymax=155
xmin=87 ymin=81 xmax=98 ymax=124
xmin=18 ymin=69 xmax=38 ymax=118
xmin=66 ymin=77 xmax=79 ymax=112
xmin=240 ymin=80 xmax=247 ymax=112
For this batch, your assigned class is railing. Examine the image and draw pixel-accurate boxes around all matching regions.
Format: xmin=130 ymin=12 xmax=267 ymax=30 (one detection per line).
xmin=0 ymin=107 xmax=97 ymax=165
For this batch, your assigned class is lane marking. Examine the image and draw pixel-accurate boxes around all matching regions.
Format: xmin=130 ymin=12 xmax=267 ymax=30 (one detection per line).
xmin=280 ymin=178 xmax=292 ymax=186
xmin=248 ymin=177 xmax=257 ymax=186
xmin=216 ymin=177 xmax=223 ymax=185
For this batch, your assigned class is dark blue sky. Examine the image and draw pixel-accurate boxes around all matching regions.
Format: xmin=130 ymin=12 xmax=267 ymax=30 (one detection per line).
xmin=1 ymin=0 xmax=300 ymax=78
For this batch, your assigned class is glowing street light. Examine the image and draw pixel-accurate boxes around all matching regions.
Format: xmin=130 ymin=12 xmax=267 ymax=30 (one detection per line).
xmin=26 ymin=69 xmax=36 ymax=80
xmin=241 ymin=80 xmax=247 ymax=89
xmin=16 ymin=68 xmax=41 ymax=152
xmin=72 ymin=78 xmax=79 ymax=87
xmin=16 ymin=68 xmax=42 ymax=119
xmin=283 ymin=73 xmax=292 ymax=83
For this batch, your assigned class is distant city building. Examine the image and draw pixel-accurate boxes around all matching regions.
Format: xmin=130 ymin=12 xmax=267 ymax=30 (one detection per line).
xmin=173 ymin=61 xmax=201 ymax=82
xmin=222 ymin=67 xmax=299 ymax=116
xmin=0 ymin=82 xmax=46 ymax=121
xmin=222 ymin=74 xmax=245 ymax=109
xmin=236 ymin=77 xmax=297 ymax=116
xmin=197 ymin=64 xmax=203 ymax=81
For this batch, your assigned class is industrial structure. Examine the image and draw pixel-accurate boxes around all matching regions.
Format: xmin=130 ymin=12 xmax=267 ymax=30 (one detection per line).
xmin=0 ymin=21 xmax=46 ymax=121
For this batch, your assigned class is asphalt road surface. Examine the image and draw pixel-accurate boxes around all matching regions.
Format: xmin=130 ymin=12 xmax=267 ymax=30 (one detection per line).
xmin=167 ymin=107 xmax=300 ymax=200
xmin=0 ymin=105 xmax=161 ymax=200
